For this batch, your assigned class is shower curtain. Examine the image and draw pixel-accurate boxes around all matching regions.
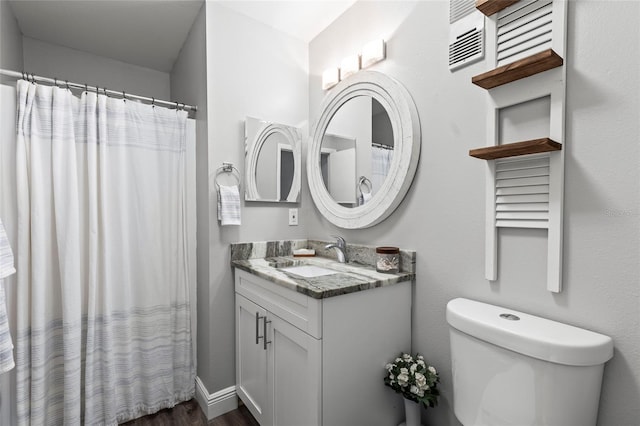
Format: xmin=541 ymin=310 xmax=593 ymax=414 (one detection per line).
xmin=13 ymin=80 xmax=195 ymax=425
xmin=371 ymin=145 xmax=394 ymax=196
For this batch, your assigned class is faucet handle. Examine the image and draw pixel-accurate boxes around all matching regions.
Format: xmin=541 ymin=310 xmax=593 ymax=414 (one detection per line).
xmin=330 ymin=235 xmax=346 ymax=248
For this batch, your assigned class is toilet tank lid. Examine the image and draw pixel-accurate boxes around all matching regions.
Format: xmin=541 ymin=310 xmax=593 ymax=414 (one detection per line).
xmin=446 ymin=298 xmax=614 ymax=366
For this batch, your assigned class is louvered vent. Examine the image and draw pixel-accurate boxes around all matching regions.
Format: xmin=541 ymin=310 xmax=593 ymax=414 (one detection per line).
xmin=449 ymin=0 xmax=485 ymax=71
xmin=495 ymin=153 xmax=550 ymax=228
xmin=497 ymin=0 xmax=554 ymax=67
xmin=450 ymin=0 xmax=476 ymax=23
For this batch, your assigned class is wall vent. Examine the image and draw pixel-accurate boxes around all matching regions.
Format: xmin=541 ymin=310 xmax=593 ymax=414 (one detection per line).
xmin=497 ymin=0 xmax=554 ymax=67
xmin=449 ymin=0 xmax=485 ymax=71
xmin=494 ymin=153 xmax=550 ymax=228
xmin=450 ymin=0 xmax=476 ymax=23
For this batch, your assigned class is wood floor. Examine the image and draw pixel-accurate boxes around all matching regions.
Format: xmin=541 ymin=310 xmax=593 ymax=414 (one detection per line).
xmin=121 ymin=399 xmax=259 ymax=426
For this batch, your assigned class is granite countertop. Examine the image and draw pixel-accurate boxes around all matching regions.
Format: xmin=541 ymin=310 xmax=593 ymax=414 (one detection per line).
xmin=232 ymin=254 xmax=415 ymax=299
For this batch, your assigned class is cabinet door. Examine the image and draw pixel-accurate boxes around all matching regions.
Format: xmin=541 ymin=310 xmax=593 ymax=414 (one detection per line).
xmin=267 ymin=314 xmax=322 ymax=426
xmin=236 ymin=294 xmax=269 ymax=425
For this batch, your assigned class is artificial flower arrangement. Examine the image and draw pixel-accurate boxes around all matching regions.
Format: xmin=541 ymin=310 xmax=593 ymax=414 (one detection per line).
xmin=384 ymin=352 xmax=440 ymax=409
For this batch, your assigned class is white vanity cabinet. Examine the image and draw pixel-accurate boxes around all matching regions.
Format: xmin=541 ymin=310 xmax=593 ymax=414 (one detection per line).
xmin=234 ymin=268 xmax=411 ymax=426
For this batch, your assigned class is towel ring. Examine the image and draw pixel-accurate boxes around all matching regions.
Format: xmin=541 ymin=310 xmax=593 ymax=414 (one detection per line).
xmin=215 ymin=162 xmax=241 ymax=189
xmin=357 ymin=176 xmax=372 ymax=195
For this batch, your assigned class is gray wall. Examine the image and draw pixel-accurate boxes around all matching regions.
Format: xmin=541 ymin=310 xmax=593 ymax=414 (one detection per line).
xmin=169 ymin=2 xmax=210 ymax=389
xmin=22 ymin=36 xmax=170 ymax=99
xmin=308 ymin=1 xmax=639 ymax=425
xmin=202 ymin=1 xmax=309 ymax=393
xmin=0 ymin=0 xmax=22 ymax=73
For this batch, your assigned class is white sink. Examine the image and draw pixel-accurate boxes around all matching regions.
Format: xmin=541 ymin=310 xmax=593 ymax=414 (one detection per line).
xmin=280 ymin=264 xmax=338 ymax=278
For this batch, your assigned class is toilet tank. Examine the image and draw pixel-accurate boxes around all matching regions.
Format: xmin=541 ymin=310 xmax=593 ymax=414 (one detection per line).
xmin=446 ymin=298 xmax=613 ymax=426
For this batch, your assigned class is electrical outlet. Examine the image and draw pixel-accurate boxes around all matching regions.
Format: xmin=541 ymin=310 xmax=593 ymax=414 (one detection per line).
xmin=288 ymin=208 xmax=299 ymax=226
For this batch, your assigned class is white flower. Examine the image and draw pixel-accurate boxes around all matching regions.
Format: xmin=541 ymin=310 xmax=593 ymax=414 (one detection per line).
xmin=410 ymin=385 xmax=420 ymax=395
xmin=397 ymin=369 xmax=410 ymax=386
xmin=395 ymin=357 xmax=402 ymax=363
xmin=410 ymin=364 xmax=418 ymax=373
xmin=385 ymin=363 xmax=394 ymax=371
xmin=415 ymin=372 xmax=427 ymax=389
xmin=417 ymin=359 xmax=425 ymax=367
xmin=417 ymin=354 xmax=424 ymax=361
xmin=428 ymin=366 xmax=437 ymax=375
xmin=402 ymin=353 xmax=413 ymax=361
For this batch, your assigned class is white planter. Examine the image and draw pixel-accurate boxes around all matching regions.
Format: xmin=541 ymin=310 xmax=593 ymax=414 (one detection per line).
xmin=399 ymin=398 xmax=422 ymax=426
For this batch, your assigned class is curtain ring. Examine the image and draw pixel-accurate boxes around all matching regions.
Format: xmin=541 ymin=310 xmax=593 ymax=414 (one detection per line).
xmin=122 ymin=90 xmax=126 ymax=102
xmin=175 ymin=101 xmax=178 ymax=110
xmin=31 ymin=73 xmax=36 ymax=84
xmin=151 ymin=97 xmax=155 ymax=108
xmin=85 ymin=83 xmax=88 ymax=94
xmin=65 ymin=80 xmax=70 ymax=90
xmin=54 ymin=77 xmax=58 ymax=87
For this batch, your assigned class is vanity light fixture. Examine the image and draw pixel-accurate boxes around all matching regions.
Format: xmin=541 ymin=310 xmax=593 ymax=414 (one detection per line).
xmin=361 ymin=39 xmax=386 ymax=69
xmin=340 ymin=54 xmax=361 ymax=80
xmin=322 ymin=67 xmax=340 ymax=90
xmin=322 ymin=40 xmax=387 ymax=90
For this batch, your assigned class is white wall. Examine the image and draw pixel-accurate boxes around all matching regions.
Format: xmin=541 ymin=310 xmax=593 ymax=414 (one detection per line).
xmin=308 ymin=1 xmax=639 ymax=425
xmin=22 ymin=37 xmax=170 ymax=99
xmin=202 ymin=0 xmax=309 ymax=395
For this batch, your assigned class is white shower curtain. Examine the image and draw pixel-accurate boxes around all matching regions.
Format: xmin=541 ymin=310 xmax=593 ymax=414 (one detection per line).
xmin=14 ymin=80 xmax=195 ymax=425
xmin=371 ymin=145 xmax=394 ymax=196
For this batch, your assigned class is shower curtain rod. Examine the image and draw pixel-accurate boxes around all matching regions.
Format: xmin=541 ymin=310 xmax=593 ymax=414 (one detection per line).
xmin=0 ymin=68 xmax=197 ymax=113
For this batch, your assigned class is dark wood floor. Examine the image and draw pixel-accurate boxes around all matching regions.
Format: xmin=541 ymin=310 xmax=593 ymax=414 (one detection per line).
xmin=121 ymin=399 xmax=259 ymax=426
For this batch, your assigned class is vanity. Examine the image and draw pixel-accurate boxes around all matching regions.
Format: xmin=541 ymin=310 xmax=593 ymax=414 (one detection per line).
xmin=235 ymin=69 xmax=421 ymax=425
xmin=231 ymin=240 xmax=415 ymax=426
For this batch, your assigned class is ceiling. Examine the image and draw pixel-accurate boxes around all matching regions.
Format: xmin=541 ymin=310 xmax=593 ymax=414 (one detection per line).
xmin=8 ymin=0 xmax=356 ymax=73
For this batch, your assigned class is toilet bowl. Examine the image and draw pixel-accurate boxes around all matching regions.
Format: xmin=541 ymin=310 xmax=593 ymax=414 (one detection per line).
xmin=447 ymin=298 xmax=613 ymax=426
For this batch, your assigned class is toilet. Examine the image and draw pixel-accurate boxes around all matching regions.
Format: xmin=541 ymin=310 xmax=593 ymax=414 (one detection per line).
xmin=447 ymin=298 xmax=613 ymax=426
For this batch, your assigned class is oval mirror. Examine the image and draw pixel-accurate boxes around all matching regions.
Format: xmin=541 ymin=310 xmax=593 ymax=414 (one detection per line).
xmin=308 ymin=71 xmax=420 ymax=228
xmin=245 ymin=117 xmax=301 ymax=202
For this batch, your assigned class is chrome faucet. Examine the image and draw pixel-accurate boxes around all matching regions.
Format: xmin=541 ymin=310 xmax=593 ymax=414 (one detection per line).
xmin=325 ymin=236 xmax=348 ymax=263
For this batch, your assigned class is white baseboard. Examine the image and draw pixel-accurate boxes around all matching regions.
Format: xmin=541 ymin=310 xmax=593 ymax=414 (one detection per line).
xmin=195 ymin=377 xmax=238 ymax=420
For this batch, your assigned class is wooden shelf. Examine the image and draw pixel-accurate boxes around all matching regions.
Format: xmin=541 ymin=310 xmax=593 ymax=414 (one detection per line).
xmin=469 ymin=138 xmax=562 ymax=160
xmin=472 ymin=49 xmax=564 ymax=90
xmin=475 ymin=0 xmax=520 ymax=16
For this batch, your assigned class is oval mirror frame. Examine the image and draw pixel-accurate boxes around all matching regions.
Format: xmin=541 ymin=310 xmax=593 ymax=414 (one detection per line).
xmin=308 ymin=71 xmax=421 ymax=228
xmin=245 ymin=118 xmax=302 ymax=202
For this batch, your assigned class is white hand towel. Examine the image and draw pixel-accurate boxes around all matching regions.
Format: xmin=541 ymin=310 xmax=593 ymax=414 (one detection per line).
xmin=0 ymin=284 xmax=14 ymax=374
xmin=0 ymin=218 xmax=15 ymax=374
xmin=0 ymin=219 xmax=15 ymax=279
xmin=362 ymin=191 xmax=372 ymax=204
xmin=218 ymin=184 xmax=241 ymax=226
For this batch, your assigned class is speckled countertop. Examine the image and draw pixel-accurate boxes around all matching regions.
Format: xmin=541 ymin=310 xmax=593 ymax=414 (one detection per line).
xmin=231 ymin=239 xmax=416 ymax=299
